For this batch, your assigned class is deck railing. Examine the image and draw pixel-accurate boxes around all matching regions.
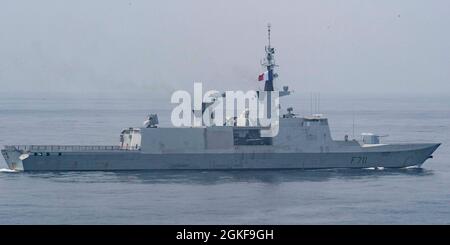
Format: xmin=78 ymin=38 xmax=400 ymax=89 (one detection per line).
xmin=3 ymin=145 xmax=139 ymax=152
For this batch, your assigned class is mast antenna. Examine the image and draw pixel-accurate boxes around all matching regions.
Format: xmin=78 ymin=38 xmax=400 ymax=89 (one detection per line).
xmin=352 ymin=110 xmax=355 ymax=139
xmin=263 ymin=23 xmax=275 ymax=91
xmin=317 ymin=92 xmax=320 ymax=114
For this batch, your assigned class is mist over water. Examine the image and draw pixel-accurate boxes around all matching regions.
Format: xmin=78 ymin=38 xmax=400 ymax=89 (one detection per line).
xmin=0 ymin=94 xmax=449 ymax=224
xmin=1 ymin=1 xmax=450 ymax=97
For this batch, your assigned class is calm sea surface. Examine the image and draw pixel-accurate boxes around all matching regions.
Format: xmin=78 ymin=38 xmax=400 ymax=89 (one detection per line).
xmin=0 ymin=94 xmax=449 ymax=224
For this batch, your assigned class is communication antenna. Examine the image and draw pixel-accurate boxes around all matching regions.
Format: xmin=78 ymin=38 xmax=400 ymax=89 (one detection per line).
xmin=318 ymin=93 xmax=321 ymax=113
xmin=315 ymin=93 xmax=318 ymax=114
xmin=313 ymin=93 xmax=316 ymax=114
xmin=352 ymin=110 xmax=355 ymax=139
xmin=311 ymin=92 xmax=321 ymax=114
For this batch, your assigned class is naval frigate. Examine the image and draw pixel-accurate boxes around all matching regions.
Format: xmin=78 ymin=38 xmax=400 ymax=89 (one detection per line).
xmin=1 ymin=26 xmax=440 ymax=171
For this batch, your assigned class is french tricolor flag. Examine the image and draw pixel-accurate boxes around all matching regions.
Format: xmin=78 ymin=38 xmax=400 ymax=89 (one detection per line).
xmin=258 ymin=71 xmax=268 ymax=81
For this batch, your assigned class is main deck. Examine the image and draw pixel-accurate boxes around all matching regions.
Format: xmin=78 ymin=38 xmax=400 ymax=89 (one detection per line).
xmin=3 ymin=145 xmax=137 ymax=153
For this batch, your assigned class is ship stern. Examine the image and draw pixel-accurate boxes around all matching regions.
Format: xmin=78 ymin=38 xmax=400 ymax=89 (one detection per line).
xmin=1 ymin=147 xmax=26 ymax=171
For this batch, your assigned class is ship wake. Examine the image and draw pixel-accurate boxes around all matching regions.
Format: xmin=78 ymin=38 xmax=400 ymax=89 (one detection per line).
xmin=0 ymin=168 xmax=17 ymax=173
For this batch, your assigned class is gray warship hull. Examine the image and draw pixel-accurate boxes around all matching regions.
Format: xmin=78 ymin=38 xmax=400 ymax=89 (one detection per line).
xmin=1 ymin=143 xmax=439 ymax=171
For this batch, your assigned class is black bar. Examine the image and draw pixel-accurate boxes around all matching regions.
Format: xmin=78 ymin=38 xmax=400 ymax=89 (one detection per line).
xmin=1 ymin=225 xmax=449 ymax=243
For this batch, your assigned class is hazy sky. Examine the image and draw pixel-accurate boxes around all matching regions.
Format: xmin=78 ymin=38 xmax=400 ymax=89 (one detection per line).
xmin=0 ymin=0 xmax=449 ymax=97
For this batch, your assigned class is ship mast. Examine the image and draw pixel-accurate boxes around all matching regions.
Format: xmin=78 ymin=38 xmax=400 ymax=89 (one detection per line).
xmin=260 ymin=24 xmax=291 ymax=120
xmin=263 ymin=23 xmax=277 ymax=91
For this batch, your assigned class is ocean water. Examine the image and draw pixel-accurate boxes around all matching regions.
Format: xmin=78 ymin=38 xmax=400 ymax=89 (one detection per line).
xmin=0 ymin=94 xmax=449 ymax=224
